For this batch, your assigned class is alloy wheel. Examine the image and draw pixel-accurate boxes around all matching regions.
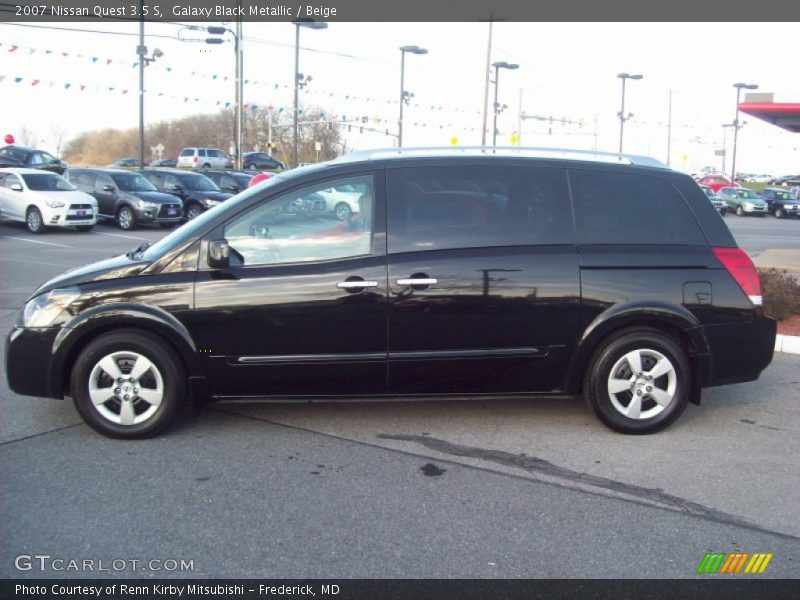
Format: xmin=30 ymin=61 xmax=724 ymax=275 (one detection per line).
xmin=606 ymin=348 xmax=677 ymax=420
xmin=87 ymin=351 xmax=164 ymax=426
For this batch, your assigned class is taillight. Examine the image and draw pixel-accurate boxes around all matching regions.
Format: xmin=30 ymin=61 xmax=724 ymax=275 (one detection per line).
xmin=713 ymin=247 xmax=762 ymax=306
xmin=193 ymin=156 xmax=198 ymax=163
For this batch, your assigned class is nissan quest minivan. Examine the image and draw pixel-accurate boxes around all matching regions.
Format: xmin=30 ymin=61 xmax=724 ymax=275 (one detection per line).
xmin=5 ymin=148 xmax=776 ymax=438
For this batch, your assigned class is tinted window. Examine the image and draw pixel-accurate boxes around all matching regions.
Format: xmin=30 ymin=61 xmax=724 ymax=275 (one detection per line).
xmin=387 ymin=165 xmax=572 ymax=254
xmin=111 ymin=172 xmax=158 ymax=192
xmin=224 ymin=175 xmax=374 ymax=267
xmin=180 ymin=174 xmax=219 ymax=192
xmin=68 ymin=170 xmax=96 ymax=189
xmin=21 ymin=173 xmax=75 ymax=191
xmin=199 ymin=149 xmax=207 ymax=157
xmin=570 ymin=170 xmax=706 ymax=245
xmin=95 ymin=173 xmax=115 ymax=191
xmin=179 ymin=149 xmax=194 ymax=157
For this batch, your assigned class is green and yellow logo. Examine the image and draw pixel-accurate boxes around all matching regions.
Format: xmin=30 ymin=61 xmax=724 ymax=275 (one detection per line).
xmin=696 ymin=552 xmax=773 ymax=574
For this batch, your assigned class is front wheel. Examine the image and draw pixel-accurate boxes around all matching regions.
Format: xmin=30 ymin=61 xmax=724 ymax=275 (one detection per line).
xmin=775 ymin=208 xmax=785 ymax=219
xmin=584 ymin=328 xmax=691 ymax=434
xmin=185 ymin=204 xmax=203 ymax=220
xmin=736 ymin=205 xmax=744 ymax=217
xmin=26 ymin=207 xmax=45 ymax=233
xmin=117 ymin=206 xmax=136 ymax=230
xmin=71 ymin=330 xmax=186 ymax=439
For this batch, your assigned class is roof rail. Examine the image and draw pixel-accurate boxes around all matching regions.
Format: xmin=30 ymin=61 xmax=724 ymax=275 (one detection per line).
xmin=332 ymin=146 xmax=669 ymax=169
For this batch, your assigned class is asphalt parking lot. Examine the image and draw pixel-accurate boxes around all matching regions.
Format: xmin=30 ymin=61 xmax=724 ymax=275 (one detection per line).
xmin=0 ymin=216 xmax=798 ymax=579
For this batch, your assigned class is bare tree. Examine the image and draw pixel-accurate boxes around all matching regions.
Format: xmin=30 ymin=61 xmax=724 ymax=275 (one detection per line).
xmin=50 ymin=125 xmax=69 ymax=158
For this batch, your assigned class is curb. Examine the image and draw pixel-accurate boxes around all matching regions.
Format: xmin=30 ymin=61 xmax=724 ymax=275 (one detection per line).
xmin=775 ymin=334 xmax=800 ymax=355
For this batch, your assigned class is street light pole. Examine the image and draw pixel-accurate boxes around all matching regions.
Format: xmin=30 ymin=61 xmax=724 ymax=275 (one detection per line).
xmin=137 ymin=6 xmax=162 ymax=170
xmin=293 ymin=20 xmax=328 ymax=168
xmin=398 ymin=45 xmax=428 ymax=148
xmin=491 ymin=62 xmax=519 ymax=146
xmin=617 ymin=72 xmax=643 ymax=154
xmin=206 ymin=25 xmax=243 ymax=169
xmin=730 ymin=82 xmax=758 ymax=182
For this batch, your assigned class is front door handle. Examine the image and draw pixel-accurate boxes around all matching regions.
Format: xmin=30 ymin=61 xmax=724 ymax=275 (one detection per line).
xmin=337 ymin=278 xmax=378 ymax=293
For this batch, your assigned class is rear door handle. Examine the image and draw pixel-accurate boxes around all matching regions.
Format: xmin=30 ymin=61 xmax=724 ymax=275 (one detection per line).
xmin=397 ymin=278 xmax=437 ymax=286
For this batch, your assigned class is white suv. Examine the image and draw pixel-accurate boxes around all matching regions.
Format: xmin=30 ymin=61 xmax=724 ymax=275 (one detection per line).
xmin=177 ymin=148 xmax=233 ymax=170
xmin=0 ymin=168 xmax=97 ymax=233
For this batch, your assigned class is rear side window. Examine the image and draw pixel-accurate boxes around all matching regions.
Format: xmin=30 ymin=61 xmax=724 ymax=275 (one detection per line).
xmin=387 ymin=165 xmax=573 ymax=254
xmin=199 ymin=149 xmax=207 ymax=157
xmin=179 ymin=149 xmax=194 ymax=157
xmin=570 ymin=170 xmax=706 ymax=245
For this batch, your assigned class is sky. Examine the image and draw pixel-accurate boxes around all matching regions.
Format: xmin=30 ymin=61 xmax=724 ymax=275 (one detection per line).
xmin=1 ymin=21 xmax=798 ymax=175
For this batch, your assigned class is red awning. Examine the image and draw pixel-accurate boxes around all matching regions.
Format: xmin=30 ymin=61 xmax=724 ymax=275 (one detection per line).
xmin=738 ymin=102 xmax=800 ymax=133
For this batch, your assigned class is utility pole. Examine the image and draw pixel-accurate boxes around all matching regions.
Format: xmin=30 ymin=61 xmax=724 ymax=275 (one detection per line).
xmin=480 ymin=20 xmax=493 ymax=146
xmin=235 ymin=8 xmax=243 ymax=169
xmin=666 ymin=89 xmax=672 ymax=167
xmin=517 ymin=88 xmax=523 ymax=145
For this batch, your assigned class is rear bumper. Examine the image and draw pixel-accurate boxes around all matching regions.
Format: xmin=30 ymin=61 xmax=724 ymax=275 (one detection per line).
xmin=703 ymin=315 xmax=777 ymax=387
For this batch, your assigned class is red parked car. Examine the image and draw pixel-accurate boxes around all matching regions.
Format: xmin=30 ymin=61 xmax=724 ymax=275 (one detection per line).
xmin=696 ymin=174 xmax=739 ymax=193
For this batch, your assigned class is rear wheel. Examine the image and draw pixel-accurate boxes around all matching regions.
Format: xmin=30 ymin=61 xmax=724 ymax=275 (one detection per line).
xmin=117 ymin=206 xmax=136 ymax=230
xmin=584 ymin=328 xmax=691 ymax=434
xmin=202 ymin=163 xmax=211 ymax=169
xmin=334 ymin=202 xmax=352 ymax=221
xmin=26 ymin=207 xmax=45 ymax=233
xmin=71 ymin=330 xmax=186 ymax=439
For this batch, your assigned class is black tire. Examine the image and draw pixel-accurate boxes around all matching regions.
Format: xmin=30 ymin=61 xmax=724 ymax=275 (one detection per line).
xmin=117 ymin=206 xmax=136 ymax=230
xmin=185 ymin=204 xmax=203 ymax=220
xmin=735 ymin=205 xmax=744 ymax=217
xmin=334 ymin=202 xmax=352 ymax=221
xmin=248 ymin=163 xmax=257 ymax=170
xmin=775 ymin=208 xmax=784 ymax=219
xmin=26 ymin=207 xmax=45 ymax=233
xmin=583 ymin=327 xmax=691 ymax=434
xmin=719 ymin=208 xmax=727 ymax=217
xmin=76 ymin=225 xmax=94 ymax=232
xmin=159 ymin=222 xmax=177 ymax=229
xmin=71 ymin=330 xmax=186 ymax=439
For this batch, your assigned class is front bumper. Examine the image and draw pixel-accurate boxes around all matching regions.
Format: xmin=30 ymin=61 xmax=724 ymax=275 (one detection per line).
xmin=41 ymin=204 xmax=97 ymax=227
xmin=5 ymin=326 xmax=60 ymax=399
xmin=133 ymin=204 xmax=183 ymax=224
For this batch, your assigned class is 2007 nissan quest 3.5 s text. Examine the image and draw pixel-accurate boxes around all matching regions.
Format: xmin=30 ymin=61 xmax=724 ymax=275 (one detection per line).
xmin=5 ymin=148 xmax=776 ymax=438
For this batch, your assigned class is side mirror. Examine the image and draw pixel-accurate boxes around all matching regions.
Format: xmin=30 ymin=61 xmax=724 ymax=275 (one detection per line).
xmin=227 ymin=186 xmax=240 ymax=192
xmin=101 ymin=184 xmax=115 ymax=192
xmin=10 ymin=183 xmax=23 ymax=192
xmin=171 ymin=185 xmax=183 ymax=192
xmin=208 ymin=239 xmax=230 ymax=269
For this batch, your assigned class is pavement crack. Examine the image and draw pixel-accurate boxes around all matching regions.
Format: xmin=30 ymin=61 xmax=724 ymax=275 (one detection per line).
xmin=377 ymin=433 xmax=793 ymax=538
xmin=0 ymin=422 xmax=84 ymax=446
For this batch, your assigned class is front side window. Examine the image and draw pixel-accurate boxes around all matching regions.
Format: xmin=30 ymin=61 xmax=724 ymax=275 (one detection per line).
xmin=387 ymin=165 xmax=573 ymax=254
xmin=224 ymin=175 xmax=374 ymax=267
xmin=183 ymin=174 xmax=219 ymax=192
xmin=95 ymin=173 xmax=115 ymax=191
xmin=571 ymin=170 xmax=706 ymax=245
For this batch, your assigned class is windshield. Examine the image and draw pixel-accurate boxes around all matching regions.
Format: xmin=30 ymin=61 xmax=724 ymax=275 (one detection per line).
xmin=181 ymin=173 xmax=220 ymax=192
xmin=112 ymin=172 xmax=158 ymax=192
xmin=21 ymin=173 xmax=75 ymax=191
xmin=141 ymin=171 xmax=291 ymax=261
xmin=737 ymin=190 xmax=760 ymax=199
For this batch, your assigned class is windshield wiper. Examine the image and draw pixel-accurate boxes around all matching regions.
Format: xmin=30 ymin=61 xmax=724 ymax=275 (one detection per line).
xmin=125 ymin=242 xmax=151 ymax=260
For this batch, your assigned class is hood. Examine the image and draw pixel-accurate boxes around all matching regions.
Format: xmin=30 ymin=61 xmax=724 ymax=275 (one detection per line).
xmin=32 ymin=190 xmax=97 ymax=206
xmin=188 ymin=190 xmax=233 ymax=202
xmin=30 ymin=253 xmax=149 ymax=299
xmin=125 ymin=190 xmax=181 ymax=204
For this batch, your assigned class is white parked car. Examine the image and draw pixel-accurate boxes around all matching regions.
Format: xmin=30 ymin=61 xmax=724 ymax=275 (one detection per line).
xmin=746 ymin=174 xmax=774 ymax=183
xmin=177 ymin=147 xmax=233 ymax=170
xmin=0 ymin=168 xmax=98 ymax=233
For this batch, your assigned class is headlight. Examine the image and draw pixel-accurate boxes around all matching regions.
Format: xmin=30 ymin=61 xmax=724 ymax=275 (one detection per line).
xmin=44 ymin=199 xmax=66 ymax=208
xmin=135 ymin=199 xmax=158 ymax=209
xmin=744 ymin=202 xmax=754 ymax=209
xmin=22 ymin=288 xmax=80 ymax=328
xmin=203 ymin=198 xmax=221 ymax=207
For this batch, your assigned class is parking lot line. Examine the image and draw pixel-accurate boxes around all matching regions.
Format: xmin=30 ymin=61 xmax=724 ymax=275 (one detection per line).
xmin=0 ymin=235 xmax=72 ymax=248
xmin=94 ymin=232 xmax=151 ymax=241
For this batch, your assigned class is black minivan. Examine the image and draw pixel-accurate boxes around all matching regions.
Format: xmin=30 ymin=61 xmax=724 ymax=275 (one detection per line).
xmin=5 ymin=148 xmax=776 ymax=438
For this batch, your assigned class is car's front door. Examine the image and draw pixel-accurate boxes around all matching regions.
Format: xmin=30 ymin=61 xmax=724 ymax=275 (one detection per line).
xmin=0 ymin=173 xmax=24 ymax=220
xmin=190 ymin=171 xmax=388 ymax=398
xmin=94 ymin=173 xmax=117 ymax=217
xmin=385 ymin=163 xmax=581 ymax=395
